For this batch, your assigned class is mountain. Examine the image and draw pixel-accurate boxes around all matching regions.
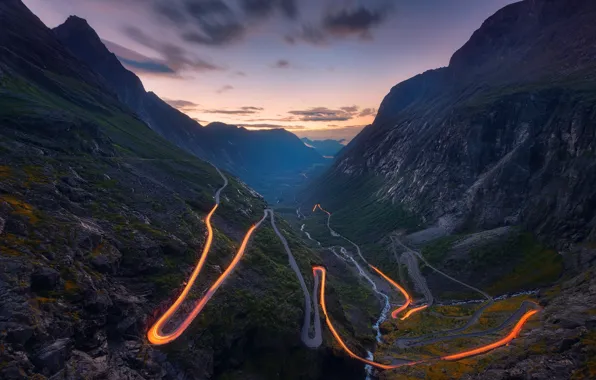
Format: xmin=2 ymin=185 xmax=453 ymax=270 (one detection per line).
xmin=53 ymin=16 xmax=326 ymax=201
xmin=307 ymin=0 xmax=596 ymax=247
xmin=302 ymin=1 xmax=596 ymax=377
xmin=301 ymin=137 xmax=345 ymax=157
xmin=0 ymin=1 xmax=366 ymax=378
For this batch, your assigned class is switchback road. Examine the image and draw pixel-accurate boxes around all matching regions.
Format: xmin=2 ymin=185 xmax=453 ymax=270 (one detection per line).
xmin=148 ymin=167 xmax=323 ymax=348
xmin=269 ymin=210 xmax=322 ymax=348
xmin=312 ymin=266 xmax=540 ymax=370
xmin=311 ymin=204 xmax=541 ymax=373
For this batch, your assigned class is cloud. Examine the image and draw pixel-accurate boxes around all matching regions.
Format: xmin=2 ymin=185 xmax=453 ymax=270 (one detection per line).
xmin=117 ymin=57 xmax=176 ymax=74
xmin=164 ymin=98 xmax=200 ymax=111
xmin=216 ymin=85 xmax=234 ymax=94
xmin=115 ymin=0 xmax=393 ymax=51
xmin=244 ymin=116 xmax=296 ymax=122
xmin=284 ymin=2 xmax=394 ymax=45
xmin=181 ymin=24 xmax=245 ymax=46
xmin=242 ymin=123 xmax=307 ymax=130
xmin=102 ymin=39 xmax=176 ymax=75
xmin=359 ymin=108 xmax=377 ymax=117
xmin=232 ymin=71 xmax=247 ymax=77
xmin=280 ymin=0 xmax=298 ymax=19
xmin=341 ymin=105 xmax=359 ymax=113
xmin=156 ymin=0 xmax=246 ymax=47
xmin=323 ymin=6 xmax=389 ymax=38
xmin=240 ymin=105 xmax=371 ymax=122
xmin=202 ymin=107 xmax=263 ymax=115
xmin=288 ymin=106 xmax=357 ymax=121
xmin=241 ymin=0 xmax=276 ymax=18
xmin=123 ymin=27 xmax=224 ymax=72
xmin=272 ymin=59 xmax=291 ymax=68
xmin=284 ymin=24 xmax=327 ymax=46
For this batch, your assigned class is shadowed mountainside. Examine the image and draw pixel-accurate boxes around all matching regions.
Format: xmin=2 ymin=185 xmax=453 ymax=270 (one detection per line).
xmin=300 ymin=1 xmax=596 ymax=378
xmin=306 ymin=0 xmax=596 ymax=249
xmin=0 ymin=1 xmax=367 ymax=378
xmin=53 ymin=16 xmax=326 ymax=201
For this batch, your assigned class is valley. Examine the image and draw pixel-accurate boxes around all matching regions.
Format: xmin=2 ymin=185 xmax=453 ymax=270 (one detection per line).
xmin=1 ymin=0 xmax=596 ymax=379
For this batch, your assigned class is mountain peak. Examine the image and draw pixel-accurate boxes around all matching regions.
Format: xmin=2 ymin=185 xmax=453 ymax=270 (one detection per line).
xmin=54 ymin=15 xmax=113 ymax=62
xmin=448 ymin=0 xmax=596 ymax=80
xmin=58 ymin=15 xmax=99 ymax=39
xmin=64 ymin=15 xmax=90 ymax=26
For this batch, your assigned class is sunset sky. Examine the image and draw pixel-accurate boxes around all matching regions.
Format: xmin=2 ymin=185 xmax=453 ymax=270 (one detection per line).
xmin=23 ymin=0 xmax=516 ymax=141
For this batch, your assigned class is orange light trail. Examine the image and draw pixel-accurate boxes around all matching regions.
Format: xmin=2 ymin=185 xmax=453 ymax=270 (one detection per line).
xmin=400 ymin=305 xmax=429 ymax=320
xmin=147 ymin=204 xmax=260 ymax=345
xmin=313 ymin=266 xmax=540 ymax=370
xmin=441 ymin=309 xmax=539 ymax=361
xmin=312 ymin=203 xmax=331 ymax=216
xmin=313 ymin=266 xmax=420 ymax=370
xmin=368 ymin=265 xmax=412 ymax=319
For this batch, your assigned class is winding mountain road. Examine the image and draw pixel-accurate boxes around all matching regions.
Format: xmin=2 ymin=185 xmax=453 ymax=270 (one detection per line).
xmin=312 ymin=266 xmax=540 ymax=370
xmin=148 ymin=166 xmax=324 ymax=349
xmin=312 ymin=204 xmax=393 ymax=342
xmin=389 ymin=235 xmax=499 ymax=348
xmin=309 ymin=203 xmax=541 ymax=374
xmin=269 ymin=210 xmax=322 ymax=348
xmin=145 ymin=176 xmax=541 ymax=374
xmin=147 ymin=166 xmax=230 ymax=345
xmin=403 ymin=300 xmax=540 ymax=348
xmin=392 ymin=235 xmax=492 ymax=300
xmin=213 ymin=165 xmax=228 ymax=204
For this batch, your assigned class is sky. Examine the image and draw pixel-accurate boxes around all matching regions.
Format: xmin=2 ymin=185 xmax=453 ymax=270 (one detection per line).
xmin=23 ymin=0 xmax=517 ymax=141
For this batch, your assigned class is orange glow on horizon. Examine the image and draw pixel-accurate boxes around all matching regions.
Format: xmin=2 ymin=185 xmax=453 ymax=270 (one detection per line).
xmin=147 ymin=204 xmax=260 ymax=345
xmin=313 ymin=266 xmax=540 ymax=370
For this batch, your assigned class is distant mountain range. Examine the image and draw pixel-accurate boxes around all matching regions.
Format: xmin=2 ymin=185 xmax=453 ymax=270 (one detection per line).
xmin=53 ymin=16 xmax=325 ymax=200
xmin=301 ymin=138 xmax=345 ymax=157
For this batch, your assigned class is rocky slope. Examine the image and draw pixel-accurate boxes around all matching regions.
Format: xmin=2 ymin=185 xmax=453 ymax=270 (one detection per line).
xmin=0 ymin=1 xmax=366 ymax=378
xmin=300 ymin=0 xmax=596 ymax=378
xmin=53 ymin=16 xmax=326 ymax=201
xmin=306 ymin=0 xmax=596 ymax=248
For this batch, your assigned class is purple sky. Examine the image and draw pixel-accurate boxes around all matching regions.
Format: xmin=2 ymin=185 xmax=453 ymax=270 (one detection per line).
xmin=23 ymin=0 xmax=517 ymax=141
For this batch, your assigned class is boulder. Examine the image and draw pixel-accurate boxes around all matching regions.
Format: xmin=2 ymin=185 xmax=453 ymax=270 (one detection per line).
xmin=30 ymin=267 xmax=60 ymax=291
xmin=64 ymin=350 xmax=108 ymax=380
xmin=84 ymin=290 xmax=113 ymax=314
xmin=7 ymin=324 xmax=34 ymax=346
xmin=32 ymin=338 xmax=72 ymax=375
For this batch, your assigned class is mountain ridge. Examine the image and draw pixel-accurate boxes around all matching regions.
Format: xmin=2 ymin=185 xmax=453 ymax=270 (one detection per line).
xmin=0 ymin=1 xmax=367 ymax=378
xmin=308 ymin=0 xmax=596 ymax=248
xmin=53 ymin=16 xmax=325 ymax=200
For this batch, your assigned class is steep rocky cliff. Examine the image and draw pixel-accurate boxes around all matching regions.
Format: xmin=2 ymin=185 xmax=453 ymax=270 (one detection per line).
xmin=297 ymin=2 xmax=596 ymax=378
xmin=308 ymin=0 xmax=596 ymax=249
